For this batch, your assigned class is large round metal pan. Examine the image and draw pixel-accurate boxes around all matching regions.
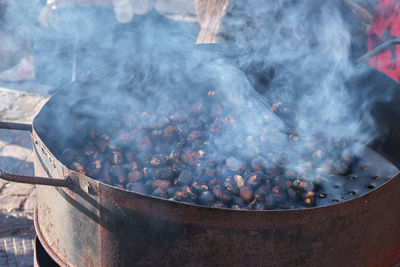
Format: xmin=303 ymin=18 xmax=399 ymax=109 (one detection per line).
xmin=10 ymin=44 xmax=400 ymax=266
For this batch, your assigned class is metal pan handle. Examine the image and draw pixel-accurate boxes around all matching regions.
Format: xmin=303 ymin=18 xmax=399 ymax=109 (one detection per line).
xmin=0 ymin=169 xmax=73 ymax=188
xmin=0 ymin=122 xmax=72 ymax=187
xmin=357 ymin=38 xmax=400 ymax=63
xmin=0 ymin=121 xmax=32 ymax=132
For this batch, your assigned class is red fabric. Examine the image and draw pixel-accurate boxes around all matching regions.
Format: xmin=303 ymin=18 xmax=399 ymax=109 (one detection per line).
xmin=368 ymin=0 xmax=400 ymax=81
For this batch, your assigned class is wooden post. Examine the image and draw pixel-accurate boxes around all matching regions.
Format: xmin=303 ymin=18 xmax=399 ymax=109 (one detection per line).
xmin=342 ymin=0 xmax=373 ymax=25
xmin=194 ymin=0 xmax=230 ymax=44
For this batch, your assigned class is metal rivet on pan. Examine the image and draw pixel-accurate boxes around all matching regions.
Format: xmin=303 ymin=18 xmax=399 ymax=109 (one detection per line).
xmin=367 ymin=184 xmax=375 ymax=189
xmin=348 ymin=190 xmax=356 ymax=195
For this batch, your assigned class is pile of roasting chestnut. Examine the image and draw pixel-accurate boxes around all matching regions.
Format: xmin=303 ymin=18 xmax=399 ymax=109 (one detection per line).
xmin=62 ymin=87 xmax=358 ymax=210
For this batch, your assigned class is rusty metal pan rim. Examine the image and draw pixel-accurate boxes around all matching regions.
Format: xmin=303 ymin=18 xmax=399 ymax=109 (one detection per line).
xmin=114 ymin=174 xmax=399 ymax=212
xmin=94 ymin=170 xmax=400 ymax=213
xmin=31 ymin=126 xmax=400 ymax=216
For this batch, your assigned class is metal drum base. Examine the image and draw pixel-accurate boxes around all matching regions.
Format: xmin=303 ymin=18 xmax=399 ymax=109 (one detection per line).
xmin=34 ymin=206 xmax=68 ymax=267
xmin=34 ymin=237 xmax=59 ymax=267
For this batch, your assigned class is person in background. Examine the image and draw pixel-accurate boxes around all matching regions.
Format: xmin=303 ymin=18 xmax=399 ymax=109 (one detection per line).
xmin=368 ymin=0 xmax=400 ymax=82
xmin=0 ymin=0 xmax=199 ymax=86
xmin=0 ymin=0 xmax=41 ymax=80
